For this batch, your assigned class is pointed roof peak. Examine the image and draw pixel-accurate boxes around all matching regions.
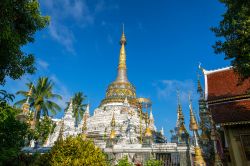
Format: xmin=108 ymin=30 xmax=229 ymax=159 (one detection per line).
xmin=150 ymin=107 xmax=154 ymax=120
xmin=189 ymin=98 xmax=198 ymax=131
xmin=161 ymin=126 xmax=164 ymax=135
xmin=120 ymin=24 xmax=126 ymax=45
xmin=85 ymin=104 xmax=90 ymax=114
xmin=122 ymin=23 xmax=125 ymax=34
xmin=197 ymin=71 xmax=203 ymax=94
xmin=69 ymin=98 xmax=73 ymax=107
xmin=27 ymin=84 xmax=33 ymax=96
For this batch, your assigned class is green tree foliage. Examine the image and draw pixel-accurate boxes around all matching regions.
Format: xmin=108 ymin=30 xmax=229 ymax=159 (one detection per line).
xmin=15 ymin=77 xmax=62 ymax=126
xmin=45 ymin=135 xmax=108 ymax=166
xmin=0 ymin=0 xmax=50 ymax=85
xmin=66 ymin=92 xmax=87 ymax=126
xmin=145 ymin=159 xmax=162 ymax=166
xmin=0 ymin=89 xmax=15 ymax=104
xmin=211 ymin=0 xmax=250 ymax=79
xmin=116 ymin=156 xmax=133 ymax=166
xmin=34 ymin=116 xmax=55 ymax=144
xmin=0 ymin=103 xmax=29 ymax=164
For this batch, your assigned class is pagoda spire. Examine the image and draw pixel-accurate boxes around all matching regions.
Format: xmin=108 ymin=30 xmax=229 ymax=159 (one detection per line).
xmin=197 ymin=72 xmax=203 ymax=96
xmin=176 ymin=90 xmax=185 ymax=130
xmin=189 ymin=97 xmax=198 ymax=131
xmin=189 ymin=95 xmax=206 ymax=166
xmin=115 ymin=24 xmax=128 ymax=83
xmin=22 ymin=84 xmax=33 ymax=114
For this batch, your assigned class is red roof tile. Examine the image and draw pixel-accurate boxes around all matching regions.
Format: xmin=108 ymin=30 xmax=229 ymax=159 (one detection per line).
xmin=209 ymin=100 xmax=250 ymax=124
xmin=207 ymin=69 xmax=250 ymax=101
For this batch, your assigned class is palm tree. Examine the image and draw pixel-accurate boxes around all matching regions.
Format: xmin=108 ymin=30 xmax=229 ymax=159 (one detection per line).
xmin=66 ymin=92 xmax=87 ymax=126
xmin=15 ymin=77 xmax=62 ymax=126
xmin=0 ymin=90 xmax=15 ymax=104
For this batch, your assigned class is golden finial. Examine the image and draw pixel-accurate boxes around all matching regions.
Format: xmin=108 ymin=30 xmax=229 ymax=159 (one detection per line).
xmin=115 ymin=25 xmax=128 ymax=83
xmin=120 ymin=23 xmax=126 ymax=45
xmin=189 ymin=95 xmax=199 ymax=131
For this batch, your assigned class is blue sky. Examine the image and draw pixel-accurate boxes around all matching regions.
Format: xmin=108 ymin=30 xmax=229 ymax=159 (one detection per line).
xmin=3 ymin=0 xmax=229 ymax=139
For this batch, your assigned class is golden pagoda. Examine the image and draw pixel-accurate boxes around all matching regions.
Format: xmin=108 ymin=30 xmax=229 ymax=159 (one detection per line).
xmin=101 ymin=27 xmax=137 ymax=106
xmin=22 ymin=84 xmax=33 ymax=114
xmin=17 ymin=84 xmax=33 ymax=122
xmin=189 ymin=96 xmax=206 ymax=166
xmin=176 ymin=91 xmax=188 ymax=135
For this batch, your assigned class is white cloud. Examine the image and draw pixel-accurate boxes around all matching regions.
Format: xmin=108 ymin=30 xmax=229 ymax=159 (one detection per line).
xmin=41 ymin=0 xmax=118 ymax=54
xmin=41 ymin=0 xmax=94 ymax=54
xmin=48 ymin=21 xmax=75 ymax=54
xmin=37 ymin=59 xmax=49 ymax=71
xmin=154 ymin=79 xmax=198 ymax=103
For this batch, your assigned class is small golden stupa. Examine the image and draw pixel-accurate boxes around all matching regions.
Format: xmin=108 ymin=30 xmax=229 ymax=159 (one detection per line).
xmin=189 ymin=96 xmax=206 ymax=166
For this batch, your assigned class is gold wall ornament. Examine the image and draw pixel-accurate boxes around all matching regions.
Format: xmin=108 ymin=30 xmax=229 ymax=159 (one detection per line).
xmin=111 ymin=113 xmax=116 ymax=127
xmin=145 ymin=127 xmax=152 ymax=137
xmin=110 ymin=129 xmax=116 ymax=139
xmin=109 ymin=112 xmax=116 ymax=139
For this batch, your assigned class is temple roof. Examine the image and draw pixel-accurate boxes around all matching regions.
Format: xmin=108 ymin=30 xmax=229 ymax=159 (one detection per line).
xmin=204 ymin=67 xmax=250 ymax=124
xmin=209 ymin=100 xmax=250 ymax=125
xmin=205 ymin=67 xmax=250 ymax=101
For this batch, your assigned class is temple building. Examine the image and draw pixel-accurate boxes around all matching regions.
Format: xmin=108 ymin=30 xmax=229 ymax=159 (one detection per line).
xmin=21 ymin=29 xmax=208 ymax=165
xmin=201 ymin=67 xmax=250 ymax=165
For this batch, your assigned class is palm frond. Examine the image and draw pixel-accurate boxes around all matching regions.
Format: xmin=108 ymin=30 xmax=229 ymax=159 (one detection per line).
xmin=14 ymin=99 xmax=27 ymax=107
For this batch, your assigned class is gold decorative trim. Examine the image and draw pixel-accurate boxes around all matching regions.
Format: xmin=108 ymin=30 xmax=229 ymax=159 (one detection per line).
xmin=221 ymin=121 xmax=250 ymax=126
xmin=207 ymin=94 xmax=250 ymax=105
